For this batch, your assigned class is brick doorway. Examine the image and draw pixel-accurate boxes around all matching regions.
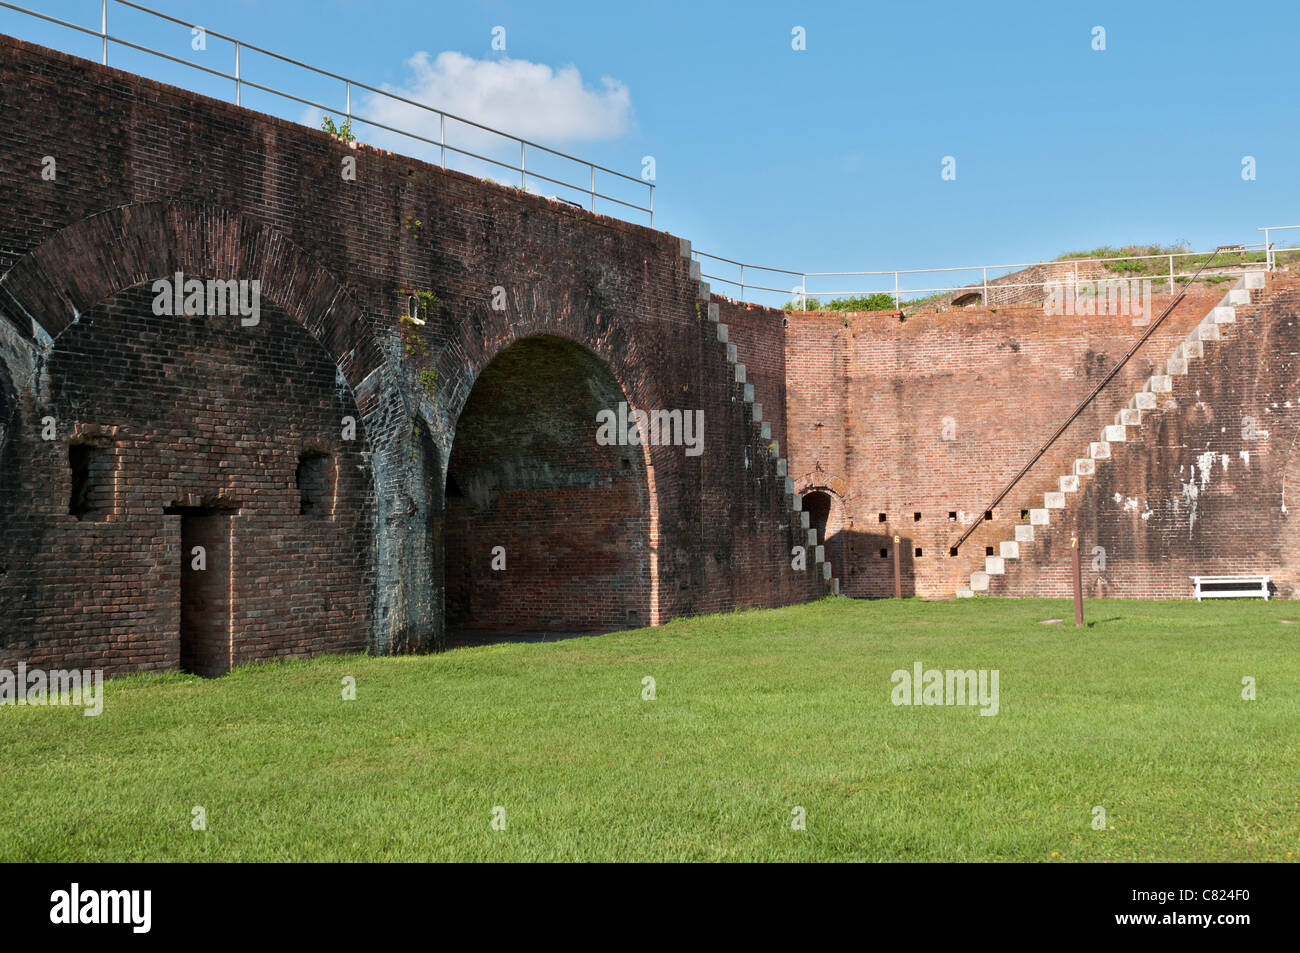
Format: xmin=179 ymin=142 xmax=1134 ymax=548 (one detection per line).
xmin=166 ymin=506 xmax=236 ymax=677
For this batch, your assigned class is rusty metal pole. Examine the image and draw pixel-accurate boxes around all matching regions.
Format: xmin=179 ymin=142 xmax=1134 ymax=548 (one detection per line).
xmin=1071 ymin=533 xmax=1084 ymax=627
xmin=893 ymin=534 xmax=902 ymax=599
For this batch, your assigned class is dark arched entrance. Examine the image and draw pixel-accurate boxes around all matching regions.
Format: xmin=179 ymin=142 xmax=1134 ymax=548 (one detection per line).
xmin=444 ymin=335 xmax=653 ymax=642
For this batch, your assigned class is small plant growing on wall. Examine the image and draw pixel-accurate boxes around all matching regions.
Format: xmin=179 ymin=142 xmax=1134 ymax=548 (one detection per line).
xmin=320 ymin=114 xmax=356 ymax=143
xmin=418 ymin=368 xmax=437 ymax=397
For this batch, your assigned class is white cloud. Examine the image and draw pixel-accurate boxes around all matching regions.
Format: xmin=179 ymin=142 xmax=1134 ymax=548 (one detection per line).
xmin=354 ymin=51 xmax=631 ymax=162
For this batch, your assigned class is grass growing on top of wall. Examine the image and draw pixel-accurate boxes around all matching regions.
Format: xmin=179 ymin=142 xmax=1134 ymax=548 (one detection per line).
xmin=1 ymin=598 xmax=1297 ymax=862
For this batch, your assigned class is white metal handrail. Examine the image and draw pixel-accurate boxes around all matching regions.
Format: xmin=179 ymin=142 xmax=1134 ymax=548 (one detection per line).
xmin=696 ymin=239 xmax=1286 ymax=308
xmin=1259 ymin=225 xmax=1300 ymax=271
xmin=0 ymin=0 xmax=655 ymax=222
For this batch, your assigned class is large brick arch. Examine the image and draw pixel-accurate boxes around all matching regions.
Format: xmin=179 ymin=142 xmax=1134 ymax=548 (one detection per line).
xmin=436 ymin=293 xmax=672 ymax=629
xmin=441 ymin=330 xmax=660 ymax=634
xmin=0 ymin=200 xmax=404 ymax=670
xmin=0 ymin=200 xmax=385 ymax=416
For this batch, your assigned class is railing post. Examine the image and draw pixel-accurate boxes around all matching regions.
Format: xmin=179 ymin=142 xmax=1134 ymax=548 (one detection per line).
xmin=1263 ymin=228 xmax=1272 ymax=271
xmin=440 ymin=114 xmax=446 ymax=167
xmin=234 ymin=41 xmax=240 ymax=105
xmin=894 ymin=271 xmax=900 ymax=309
xmin=1168 ymin=255 xmax=1174 ymax=295
xmin=101 ymin=0 xmax=107 ymax=65
xmin=648 ymin=185 xmax=654 ymax=226
xmin=982 ymin=266 xmax=988 ymax=306
xmin=740 ymin=264 xmax=745 ymax=302
xmin=801 ymin=274 xmax=807 ymax=310
xmin=520 ymin=141 xmax=526 ymax=189
xmin=590 ymin=166 xmax=595 ymax=211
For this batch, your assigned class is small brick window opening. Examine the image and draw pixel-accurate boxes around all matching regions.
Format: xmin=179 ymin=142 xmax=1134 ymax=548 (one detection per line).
xmin=914 ymin=547 xmax=923 ymax=558
xmin=879 ymin=548 xmax=888 ymax=558
xmin=68 ymin=443 xmax=108 ymax=519
xmin=297 ymin=450 xmax=331 ymax=516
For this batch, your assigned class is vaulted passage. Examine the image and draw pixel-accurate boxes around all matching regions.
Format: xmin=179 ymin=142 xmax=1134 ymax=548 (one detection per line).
xmin=444 ymin=336 xmax=652 ymax=640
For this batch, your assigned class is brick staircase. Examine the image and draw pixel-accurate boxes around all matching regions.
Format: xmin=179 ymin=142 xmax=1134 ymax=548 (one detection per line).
xmin=955 ymin=270 xmax=1268 ymax=597
xmin=678 ymin=239 xmax=839 ymax=594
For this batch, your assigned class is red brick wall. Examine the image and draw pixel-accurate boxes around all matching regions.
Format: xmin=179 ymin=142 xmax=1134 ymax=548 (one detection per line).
xmin=768 ymin=285 xmax=1279 ymax=598
xmin=0 ymin=34 xmax=827 ymax=673
xmin=0 ymin=286 xmax=372 ymax=673
xmin=992 ymin=277 xmax=1300 ymax=600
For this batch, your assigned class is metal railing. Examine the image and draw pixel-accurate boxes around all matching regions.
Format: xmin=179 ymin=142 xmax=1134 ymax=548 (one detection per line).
xmin=0 ymin=0 xmax=655 ymax=223
xmin=695 ymin=238 xmax=1291 ymax=310
xmin=1259 ymin=225 xmax=1300 ymax=271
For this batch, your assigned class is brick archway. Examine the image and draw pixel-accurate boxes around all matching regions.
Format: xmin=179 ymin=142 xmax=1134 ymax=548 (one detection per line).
xmin=444 ymin=334 xmax=659 ymax=638
xmin=0 ymin=201 xmax=398 ymax=672
xmin=0 ymin=199 xmax=384 ymax=416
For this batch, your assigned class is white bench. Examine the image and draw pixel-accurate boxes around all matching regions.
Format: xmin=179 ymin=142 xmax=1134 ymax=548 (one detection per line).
xmin=1190 ymin=575 xmax=1270 ymax=601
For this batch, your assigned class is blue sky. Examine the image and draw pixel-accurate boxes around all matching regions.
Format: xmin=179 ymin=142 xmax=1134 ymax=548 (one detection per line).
xmin=4 ymin=0 xmax=1297 ymax=305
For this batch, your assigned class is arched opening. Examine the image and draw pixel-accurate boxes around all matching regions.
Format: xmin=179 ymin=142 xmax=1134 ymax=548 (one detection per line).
xmin=444 ymin=335 xmax=652 ymax=642
xmin=952 ymin=292 xmax=983 ymax=307
xmin=802 ymin=490 xmax=832 ymax=543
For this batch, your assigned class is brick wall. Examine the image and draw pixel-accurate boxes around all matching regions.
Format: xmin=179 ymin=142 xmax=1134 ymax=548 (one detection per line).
xmin=741 ymin=281 xmax=1292 ymax=599
xmin=0 ymin=34 xmax=827 ymax=674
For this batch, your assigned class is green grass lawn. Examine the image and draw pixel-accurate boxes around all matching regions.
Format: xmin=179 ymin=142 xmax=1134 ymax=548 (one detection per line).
xmin=2 ymin=598 xmax=1297 ymax=861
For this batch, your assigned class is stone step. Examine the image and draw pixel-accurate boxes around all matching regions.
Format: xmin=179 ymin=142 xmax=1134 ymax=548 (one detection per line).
xmin=956 ymin=587 xmax=974 ymax=598
xmin=1060 ymin=474 xmax=1079 ymax=493
xmin=726 ymin=343 xmax=737 ymax=363
xmin=1044 ymin=491 xmax=1065 ymax=509
xmin=985 ymin=556 xmax=1005 ymax=575
xmin=708 ymin=302 xmax=719 ymax=322
xmin=1102 ymin=424 xmax=1127 ymax=442
xmin=1197 ymin=322 xmax=1220 ymax=341
xmin=970 ymin=571 xmax=990 ymax=592
xmin=1211 ymin=305 xmax=1235 ymax=324
xmin=775 ymin=457 xmax=786 ymax=476
xmin=743 ymin=383 xmax=754 ymax=402
xmin=1149 ymin=375 xmax=1172 ymax=393
xmin=1245 ymin=272 xmax=1265 ymax=290
xmin=1167 ymin=357 xmax=1188 ymax=375
xmin=716 ymin=322 xmax=728 ymax=343
xmin=760 ymin=421 xmax=771 ymax=439
xmin=1075 ymin=458 xmax=1096 ymax=476
xmin=689 ymin=259 xmax=701 ymax=281
xmin=735 ymin=363 xmax=746 ymax=384
xmin=1228 ymin=288 xmax=1250 ymax=306
xmin=1090 ymin=441 xmax=1111 ymax=459
xmin=1116 ymin=407 xmax=1141 ymax=427
xmin=752 ymin=402 xmax=763 ymax=422
xmin=999 ymin=540 xmax=1019 ymax=559
xmin=1180 ymin=339 xmax=1203 ymax=359
xmin=1029 ymin=508 xmax=1049 ymax=526
xmin=1015 ymin=524 xmax=1035 ymax=542
xmin=1134 ymin=391 xmax=1157 ymax=410
xmin=697 ymin=280 xmax=711 ymax=301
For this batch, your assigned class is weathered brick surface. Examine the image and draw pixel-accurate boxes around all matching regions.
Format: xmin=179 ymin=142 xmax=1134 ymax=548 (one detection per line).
xmin=992 ymin=278 xmax=1300 ymax=600
xmin=0 ymin=35 xmax=826 ymax=674
xmin=727 ymin=282 xmax=1287 ymax=600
